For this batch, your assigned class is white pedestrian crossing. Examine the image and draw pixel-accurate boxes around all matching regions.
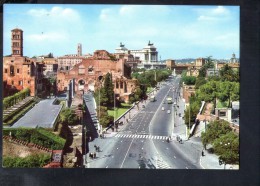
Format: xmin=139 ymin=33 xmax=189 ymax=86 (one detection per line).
xmin=114 ymin=134 xmax=169 ymax=141
xmin=156 ymin=158 xmax=172 ymax=169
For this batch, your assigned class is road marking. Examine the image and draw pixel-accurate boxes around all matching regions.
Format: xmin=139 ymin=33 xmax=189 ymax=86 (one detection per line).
xmin=174 ymin=156 xmax=176 ymax=159
xmin=106 ymin=166 xmax=108 ymax=168
xmin=186 ymin=167 xmax=188 ymax=169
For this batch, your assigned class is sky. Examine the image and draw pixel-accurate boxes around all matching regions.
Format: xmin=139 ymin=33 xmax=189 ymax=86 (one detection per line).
xmin=3 ymin=5 xmax=239 ymax=59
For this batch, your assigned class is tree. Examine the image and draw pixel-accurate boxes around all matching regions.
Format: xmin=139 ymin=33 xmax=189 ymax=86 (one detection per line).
xmin=198 ymin=57 xmax=214 ymax=77
xmin=96 ymin=106 xmax=114 ymax=128
xmin=213 ymin=132 xmax=239 ymax=165
xmin=182 ymin=76 xmax=196 ymax=85
xmin=195 ymin=77 xmax=207 ymax=89
xmin=103 ymin=73 xmax=114 ymax=107
xmin=201 ymin=119 xmax=232 ymax=148
xmin=184 ymin=94 xmax=201 ymax=126
xmin=219 ymin=64 xmax=237 ymax=82
xmin=59 ymin=108 xmax=78 ymax=125
xmin=197 ymin=81 xmax=218 ymax=102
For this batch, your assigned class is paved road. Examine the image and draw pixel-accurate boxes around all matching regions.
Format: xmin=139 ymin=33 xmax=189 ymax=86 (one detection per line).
xmin=12 ymin=98 xmax=62 ymax=128
xmin=86 ymin=76 xmax=202 ymax=169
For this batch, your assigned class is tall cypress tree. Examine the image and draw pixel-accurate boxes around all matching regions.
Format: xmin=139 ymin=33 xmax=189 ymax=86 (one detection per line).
xmin=103 ymin=73 xmax=114 ymax=107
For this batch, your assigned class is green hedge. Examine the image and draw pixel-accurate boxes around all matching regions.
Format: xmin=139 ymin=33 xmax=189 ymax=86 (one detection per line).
xmin=3 ymin=154 xmax=51 ymax=168
xmin=3 ymin=99 xmax=35 ymax=124
xmin=3 ymin=128 xmax=66 ymax=150
xmin=3 ymin=88 xmax=30 ymax=110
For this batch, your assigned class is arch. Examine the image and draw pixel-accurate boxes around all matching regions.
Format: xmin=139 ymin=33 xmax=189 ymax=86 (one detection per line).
xmin=87 ymin=79 xmax=95 ymax=91
xmin=78 ymin=79 xmax=85 ymax=91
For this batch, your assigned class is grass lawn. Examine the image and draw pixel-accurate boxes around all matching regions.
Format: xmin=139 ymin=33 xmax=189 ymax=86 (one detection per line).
xmin=107 ymin=103 xmax=132 ymax=119
xmin=216 ymin=101 xmax=228 ymax=108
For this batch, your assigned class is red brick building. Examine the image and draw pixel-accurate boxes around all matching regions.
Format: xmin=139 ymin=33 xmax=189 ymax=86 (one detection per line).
xmin=57 ymin=50 xmax=137 ymax=102
xmin=3 ymin=28 xmax=39 ymax=97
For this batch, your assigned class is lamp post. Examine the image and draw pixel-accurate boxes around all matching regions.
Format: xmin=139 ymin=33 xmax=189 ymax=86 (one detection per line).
xmin=114 ymin=90 xmax=116 ymax=132
xmin=188 ymin=98 xmax=191 ymax=137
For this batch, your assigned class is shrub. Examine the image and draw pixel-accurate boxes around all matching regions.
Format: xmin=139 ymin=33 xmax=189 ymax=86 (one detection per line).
xmin=3 ymin=154 xmax=51 ymax=168
xmin=3 ymin=128 xmax=66 ymax=150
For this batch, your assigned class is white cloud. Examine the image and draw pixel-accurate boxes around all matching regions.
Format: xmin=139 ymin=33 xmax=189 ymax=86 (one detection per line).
xmin=195 ymin=6 xmax=231 ymax=22
xmin=198 ymin=15 xmax=219 ymax=21
xmin=26 ymin=31 xmax=69 ymax=42
xmin=99 ymin=8 xmax=115 ymax=21
xmin=27 ymin=6 xmax=80 ymax=22
xmin=212 ymin=6 xmax=230 ymax=15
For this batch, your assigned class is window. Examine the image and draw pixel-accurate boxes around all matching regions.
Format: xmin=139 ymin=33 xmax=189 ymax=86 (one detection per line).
xmin=120 ymin=82 xmax=123 ymax=89
xmin=11 ymin=80 xmax=14 ymax=85
xmin=145 ymin=54 xmax=148 ymax=61
xmin=124 ymin=82 xmax=127 ymax=93
xmin=28 ymin=81 xmax=30 ymax=84
xmin=78 ymin=65 xmax=85 ymax=75
xmin=28 ymin=70 xmax=30 ymax=75
xmin=5 ymin=69 xmax=7 ymax=73
xmin=10 ymin=65 xmax=14 ymax=76
xmin=17 ymin=69 xmax=20 ymax=73
xmin=19 ymin=81 xmax=23 ymax=86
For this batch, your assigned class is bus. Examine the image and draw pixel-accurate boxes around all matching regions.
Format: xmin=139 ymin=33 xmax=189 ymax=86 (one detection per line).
xmin=166 ymin=97 xmax=173 ymax=104
xmin=150 ymin=95 xmax=156 ymax=102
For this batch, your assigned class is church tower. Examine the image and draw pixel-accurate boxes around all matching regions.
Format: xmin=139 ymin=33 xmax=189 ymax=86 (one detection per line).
xmin=11 ymin=28 xmax=23 ymax=57
xmin=77 ymin=43 xmax=82 ymax=56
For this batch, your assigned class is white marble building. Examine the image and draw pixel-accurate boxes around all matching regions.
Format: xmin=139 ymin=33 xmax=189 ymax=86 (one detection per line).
xmin=115 ymin=41 xmax=159 ymax=65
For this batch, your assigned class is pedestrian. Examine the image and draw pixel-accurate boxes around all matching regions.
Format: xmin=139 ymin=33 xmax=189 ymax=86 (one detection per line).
xmin=202 ymin=150 xmax=204 ymax=156
xmin=94 ymin=152 xmax=96 ymax=159
xmin=180 ymin=138 xmax=182 ymax=144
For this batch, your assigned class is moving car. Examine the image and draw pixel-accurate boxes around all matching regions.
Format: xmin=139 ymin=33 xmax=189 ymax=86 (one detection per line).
xmin=167 ymin=110 xmax=171 ymax=114
xmin=162 ymin=107 xmax=165 ymax=111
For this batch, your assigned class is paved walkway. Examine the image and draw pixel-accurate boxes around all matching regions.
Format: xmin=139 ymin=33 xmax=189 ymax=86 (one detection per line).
xmin=12 ymin=98 xmax=62 ymax=128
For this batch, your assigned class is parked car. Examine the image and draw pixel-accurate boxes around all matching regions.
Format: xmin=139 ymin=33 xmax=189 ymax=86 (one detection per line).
xmin=162 ymin=107 xmax=165 ymax=111
xmin=142 ymin=105 xmax=145 ymax=108
xmin=167 ymin=110 xmax=171 ymax=114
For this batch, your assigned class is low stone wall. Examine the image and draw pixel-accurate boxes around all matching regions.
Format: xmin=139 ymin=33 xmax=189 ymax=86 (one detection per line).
xmin=3 ymin=135 xmax=52 ymax=153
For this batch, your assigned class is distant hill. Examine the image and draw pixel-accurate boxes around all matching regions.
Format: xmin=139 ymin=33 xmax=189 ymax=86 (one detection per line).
xmin=175 ymin=58 xmax=195 ymax=63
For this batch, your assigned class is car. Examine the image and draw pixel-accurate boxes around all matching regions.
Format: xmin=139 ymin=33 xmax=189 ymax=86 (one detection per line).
xmin=167 ymin=110 xmax=171 ymax=114
xmin=179 ymin=113 xmax=181 ymax=117
xmin=162 ymin=107 xmax=165 ymax=111
xmin=142 ymin=105 xmax=145 ymax=108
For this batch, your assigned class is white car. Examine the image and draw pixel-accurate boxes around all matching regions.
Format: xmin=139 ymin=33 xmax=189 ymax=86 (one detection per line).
xmin=167 ymin=110 xmax=171 ymax=114
xmin=162 ymin=107 xmax=165 ymax=111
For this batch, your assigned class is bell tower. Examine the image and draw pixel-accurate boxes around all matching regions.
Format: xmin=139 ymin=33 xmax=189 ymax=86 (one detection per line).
xmin=77 ymin=43 xmax=82 ymax=56
xmin=11 ymin=28 xmax=23 ymax=57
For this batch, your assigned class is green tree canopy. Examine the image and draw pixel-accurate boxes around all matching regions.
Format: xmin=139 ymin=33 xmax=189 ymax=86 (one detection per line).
xmin=198 ymin=56 xmax=214 ymax=77
xmin=213 ymin=132 xmax=239 ymax=165
xmin=59 ymin=108 xmax=78 ymax=125
xmin=201 ymin=119 xmax=232 ymax=147
xmin=182 ymin=76 xmax=196 ymax=85
xmin=195 ymin=77 xmax=207 ymax=89
xmin=219 ymin=64 xmax=238 ymax=82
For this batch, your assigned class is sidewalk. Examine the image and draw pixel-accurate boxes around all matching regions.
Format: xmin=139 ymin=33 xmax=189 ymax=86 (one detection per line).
xmin=173 ymin=87 xmax=239 ymax=170
xmin=200 ymin=147 xmax=239 ymax=170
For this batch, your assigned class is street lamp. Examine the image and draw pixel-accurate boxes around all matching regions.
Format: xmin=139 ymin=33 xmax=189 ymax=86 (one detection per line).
xmin=188 ymin=98 xmax=191 ymax=138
